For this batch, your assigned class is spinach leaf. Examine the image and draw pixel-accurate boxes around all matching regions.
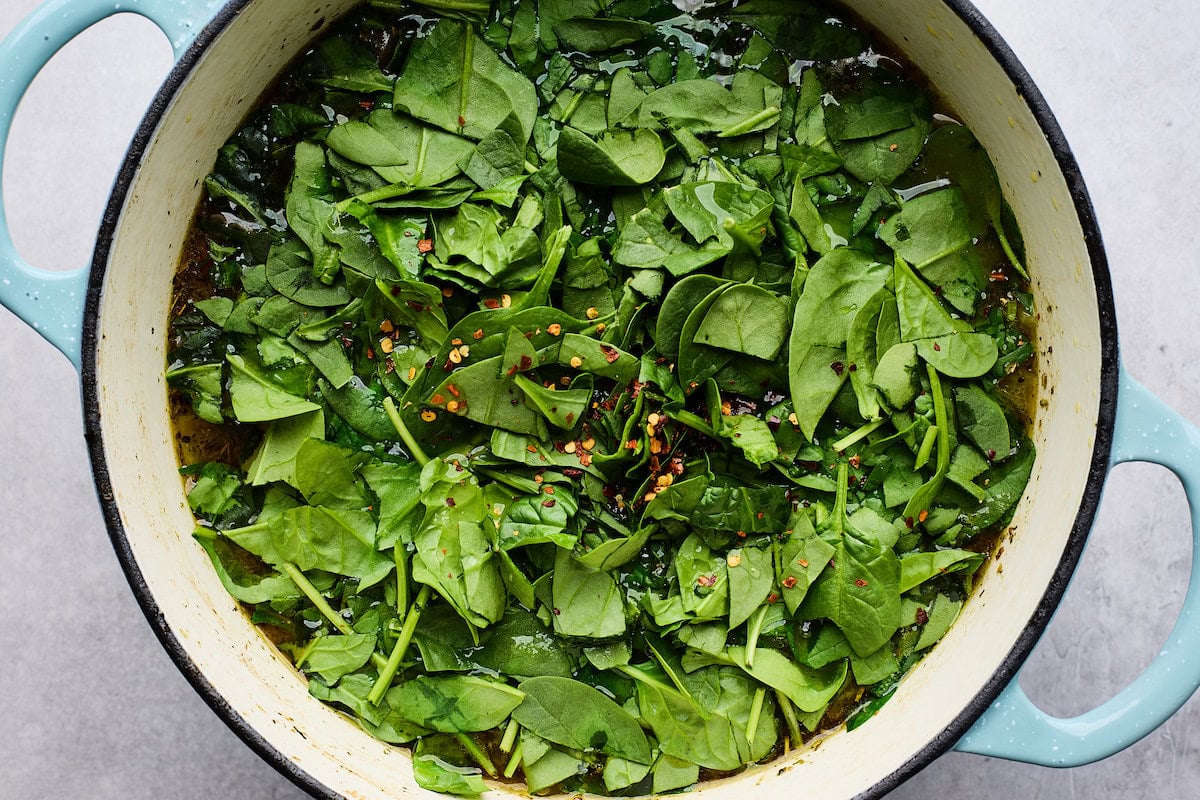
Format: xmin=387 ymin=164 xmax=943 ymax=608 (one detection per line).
xmin=557 ymin=127 xmax=666 ymax=186
xmin=514 ymin=676 xmax=652 ymax=761
xmin=388 ymin=675 xmax=525 ymax=732
xmin=394 ymin=21 xmax=537 ymax=143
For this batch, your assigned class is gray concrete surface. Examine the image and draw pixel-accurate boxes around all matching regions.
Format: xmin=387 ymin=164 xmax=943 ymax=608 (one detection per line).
xmin=0 ymin=1 xmax=1197 ymax=797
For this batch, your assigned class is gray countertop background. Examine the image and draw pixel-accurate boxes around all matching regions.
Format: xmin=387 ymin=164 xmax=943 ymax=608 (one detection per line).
xmin=1 ymin=0 xmax=1198 ymax=797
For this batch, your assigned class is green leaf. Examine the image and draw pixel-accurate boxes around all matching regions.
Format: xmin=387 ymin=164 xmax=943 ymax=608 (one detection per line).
xmin=413 ymin=754 xmax=486 ymax=796
xmin=899 ymin=549 xmax=985 ymax=593
xmin=301 ymin=634 xmax=376 ymax=683
xmin=955 ymin=383 xmax=1010 ymax=458
xmin=557 ymin=127 xmax=666 ymax=186
xmin=225 ymin=505 xmax=391 ymax=587
xmin=514 ymin=676 xmax=652 ymax=761
xmin=551 ymin=548 xmax=626 ymax=639
xmin=393 ymin=20 xmax=537 ymax=143
xmin=727 ymin=543 xmax=775 ymax=628
xmin=388 ymin=675 xmax=525 ymax=732
xmin=227 ymin=353 xmax=320 ymax=423
xmin=718 ymin=414 xmax=780 ymax=469
xmin=693 ymin=284 xmax=789 ymax=360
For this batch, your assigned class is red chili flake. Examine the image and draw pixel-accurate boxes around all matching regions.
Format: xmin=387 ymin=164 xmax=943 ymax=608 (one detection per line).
xmin=458 ymin=115 xmax=467 ymax=127
xmin=484 ymin=298 xmax=501 ymax=309
xmin=849 ymin=454 xmax=862 ymax=469
xmin=696 ymin=574 xmax=717 ymax=588
xmin=417 ymin=238 xmax=433 ymax=253
xmin=756 ymin=511 xmax=764 ymax=520
xmin=473 ymin=328 xmax=485 ymax=340
xmin=518 ymin=355 xmax=533 ymax=371
xmin=578 ymin=453 xmax=593 ymax=467
xmin=797 ymin=559 xmax=809 ymax=568
xmin=565 ymin=411 xmax=576 ymax=426
xmin=918 ymin=509 xmax=929 ymax=523
xmin=905 ymin=517 xmax=914 ymax=529
xmin=339 ymin=335 xmax=353 ymax=349
xmin=543 ymin=486 xmax=555 ymax=494
xmin=854 ymin=578 xmax=868 ymax=587
xmin=987 ymin=448 xmax=997 ymax=461
xmin=359 ymin=100 xmax=375 ymax=110
xmin=445 ymin=498 xmax=457 ymax=507
xmin=916 ymin=607 xmax=930 ymax=625
xmin=506 ymin=364 xmax=519 ymax=378
xmin=600 ymin=344 xmax=620 ymax=364
xmin=431 ymin=393 xmax=446 ymax=406
xmin=384 ymin=358 xmax=395 ymax=374
xmin=366 ymin=347 xmax=375 ymax=360
xmin=406 ymin=301 xmax=426 ymax=313
xmin=447 ymin=384 xmax=461 ymax=398
xmin=736 ymin=530 xmax=747 ymax=538
xmin=563 ymin=468 xmax=582 ymax=478
xmin=541 ymin=499 xmax=557 ymax=508
xmin=849 ymin=363 xmax=858 ymax=372
xmin=831 ymin=361 xmax=845 ymax=376
xmin=625 ymin=439 xmax=639 ymax=450
xmin=553 ymin=607 xmax=561 ymax=616
xmin=782 ymin=576 xmax=798 ymax=589
xmin=933 ymin=342 xmax=942 ymax=352
xmin=989 ymin=270 xmax=1007 ymax=282
xmin=766 ymin=593 xmax=779 ymax=604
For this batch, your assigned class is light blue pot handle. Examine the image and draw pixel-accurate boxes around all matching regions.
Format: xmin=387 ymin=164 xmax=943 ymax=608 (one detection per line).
xmin=0 ymin=0 xmax=224 ymax=369
xmin=956 ymin=363 xmax=1200 ymax=766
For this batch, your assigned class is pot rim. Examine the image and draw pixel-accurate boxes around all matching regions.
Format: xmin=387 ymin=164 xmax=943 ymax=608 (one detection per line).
xmin=78 ymin=1 xmax=1121 ymax=798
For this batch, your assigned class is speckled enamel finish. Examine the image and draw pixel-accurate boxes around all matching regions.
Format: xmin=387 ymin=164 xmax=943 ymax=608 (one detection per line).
xmin=0 ymin=0 xmax=1194 ymax=797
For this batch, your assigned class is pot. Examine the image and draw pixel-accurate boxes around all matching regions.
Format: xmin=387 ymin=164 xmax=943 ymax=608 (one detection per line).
xmin=1 ymin=0 xmax=1196 ymax=797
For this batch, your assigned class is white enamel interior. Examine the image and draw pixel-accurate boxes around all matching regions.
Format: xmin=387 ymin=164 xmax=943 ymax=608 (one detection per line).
xmin=91 ymin=0 xmax=1104 ymax=796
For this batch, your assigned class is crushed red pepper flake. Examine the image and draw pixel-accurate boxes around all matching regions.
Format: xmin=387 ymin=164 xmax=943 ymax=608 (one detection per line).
xmin=855 ymin=578 xmax=868 ymax=587
xmin=916 ymin=607 xmax=930 ymax=625
xmin=782 ymin=576 xmax=798 ymax=589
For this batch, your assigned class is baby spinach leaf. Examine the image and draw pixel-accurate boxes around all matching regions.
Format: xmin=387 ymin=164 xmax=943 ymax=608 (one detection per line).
xmin=388 ymin=675 xmax=525 ymax=732
xmin=553 ymin=18 xmax=655 ymax=52
xmin=393 ymin=20 xmax=537 ymax=143
xmin=301 ymin=634 xmax=377 ymax=683
xmin=266 ymin=239 xmax=352 ymax=307
xmin=801 ymin=465 xmax=901 ymax=656
xmin=552 ymin=548 xmax=627 ymax=639
xmin=557 ymin=127 xmax=666 ymax=186
xmin=955 ymin=383 xmax=1010 ymax=458
xmin=693 ymin=283 xmax=788 ymax=360
xmin=514 ymin=676 xmax=652 ymax=761
xmin=727 ymin=543 xmax=775 ymax=628
xmin=777 ymin=519 xmax=835 ymax=615
xmin=413 ymin=754 xmax=486 ymax=796
xmin=194 ymin=533 xmax=299 ymax=604
xmin=473 ymin=608 xmax=576 ymax=678
xmin=227 ymin=353 xmax=320 ymax=423
xmin=167 ymin=363 xmax=224 ymax=424
xmin=575 ymin=525 xmax=654 ymax=571
xmin=788 ymin=249 xmax=890 ymax=438
xmin=718 ymin=414 xmax=780 ymax=469
xmin=637 ymin=79 xmax=777 ymax=135
xmin=225 ymin=505 xmax=392 ymax=588
xmin=899 ymin=549 xmax=985 ymax=593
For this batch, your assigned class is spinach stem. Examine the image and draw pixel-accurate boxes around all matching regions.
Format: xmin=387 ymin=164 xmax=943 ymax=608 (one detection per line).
xmin=833 ymin=461 xmax=849 ymax=534
xmin=913 ymin=424 xmax=938 ymax=470
xmin=746 ymin=687 xmax=766 ymax=745
xmin=395 ymin=546 xmax=409 ymax=616
xmin=744 ymin=604 xmax=769 ymax=667
xmin=503 ymin=741 xmax=524 ymax=779
xmin=717 ymin=105 xmax=781 ymax=138
xmin=830 ymin=417 xmax=886 ymax=453
xmin=293 ymin=635 xmax=322 ymax=669
xmin=646 ymin=638 xmax=694 ymax=700
xmin=282 ymin=563 xmax=390 ymax=672
xmin=614 ymin=664 xmax=677 ymax=694
xmin=665 ymin=408 xmax=716 ymax=438
xmin=994 ymin=222 xmax=1030 ymax=280
xmin=367 ymin=584 xmax=431 ymax=705
xmin=721 ymin=216 xmax=762 ymax=256
xmin=458 ymin=31 xmax=474 ymax=134
xmin=499 ymin=718 xmax=520 ymax=754
xmin=282 ymin=563 xmax=354 ymax=636
xmin=384 ymin=396 xmax=430 ymax=466
xmin=776 ymin=689 xmax=802 ymax=747
xmin=338 ymin=182 xmax=413 ymax=210
xmin=455 ymin=732 xmax=498 ymax=776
